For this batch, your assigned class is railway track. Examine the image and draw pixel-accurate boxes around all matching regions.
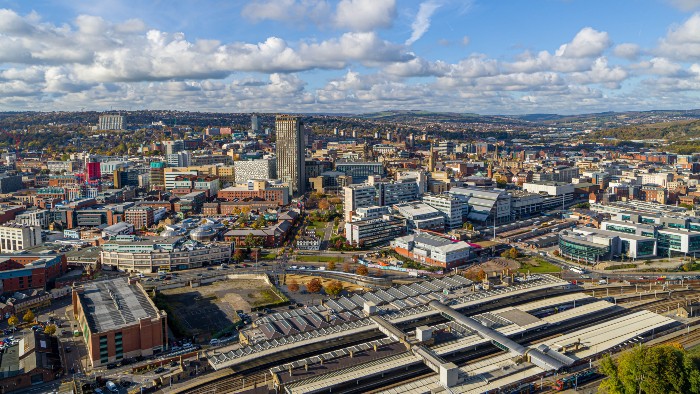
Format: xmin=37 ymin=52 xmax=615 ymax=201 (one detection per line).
xmin=180 ymin=371 xmax=271 ymax=394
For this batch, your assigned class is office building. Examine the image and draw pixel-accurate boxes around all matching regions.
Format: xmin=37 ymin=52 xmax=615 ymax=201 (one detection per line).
xmin=394 ymin=202 xmax=445 ymax=232
xmin=335 ymin=161 xmax=384 ymax=182
xmin=0 ymin=174 xmax=23 ymax=193
xmin=343 ymin=184 xmax=376 ymax=221
xmin=47 ymin=160 xmax=80 ymax=174
xmin=392 ymin=233 xmax=472 ymax=269
xmin=251 ymin=114 xmax=260 ymax=132
xmin=275 ymin=115 xmax=305 ymax=195
xmin=125 ymin=206 xmax=155 ymax=229
xmin=167 ymin=151 xmax=192 ymax=168
xmin=163 ymin=140 xmax=185 ymax=155
xmin=0 ymin=222 xmax=42 ymax=252
xmin=422 ymin=194 xmax=464 ymax=230
xmin=97 ymin=114 xmax=125 ymax=130
xmin=234 ymin=158 xmax=277 ymax=183
xmin=449 ymin=187 xmax=512 ymax=224
xmin=345 ymin=215 xmax=406 ymax=247
xmin=0 ymin=253 xmax=67 ymax=293
xmin=100 ymin=236 xmax=232 ymax=272
xmin=218 ymin=180 xmax=290 ymax=205
xmin=149 ymin=162 xmax=166 ymax=190
xmin=72 ymin=277 xmax=167 ymax=367
xmin=15 ymin=209 xmax=50 ymax=229
xmin=373 ymin=179 xmax=420 ymax=207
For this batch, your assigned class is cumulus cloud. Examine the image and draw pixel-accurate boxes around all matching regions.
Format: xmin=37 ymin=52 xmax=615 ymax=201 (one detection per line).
xmin=554 ymin=27 xmax=611 ymax=58
xmin=406 ymin=1 xmax=442 ymax=45
xmin=658 ymin=12 xmax=700 ymax=60
xmin=335 ymin=0 xmax=396 ymax=31
xmin=613 ymin=43 xmax=641 ymax=60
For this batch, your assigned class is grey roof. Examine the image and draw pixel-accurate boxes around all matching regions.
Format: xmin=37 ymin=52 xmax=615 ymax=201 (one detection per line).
xmin=78 ymin=277 xmax=161 ymax=333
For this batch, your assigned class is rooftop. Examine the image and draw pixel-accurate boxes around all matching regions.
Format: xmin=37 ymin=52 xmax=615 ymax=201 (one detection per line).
xmin=76 ymin=277 xmax=162 ymax=333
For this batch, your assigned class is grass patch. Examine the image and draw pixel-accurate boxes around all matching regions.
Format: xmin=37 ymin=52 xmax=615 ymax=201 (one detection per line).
xmin=605 ymin=263 xmax=637 ymax=270
xmin=296 ymin=255 xmax=344 ymax=263
xmin=261 ymin=253 xmax=277 ymax=260
xmin=250 ymin=288 xmax=288 ymax=308
xmin=517 ymin=258 xmax=561 ymax=273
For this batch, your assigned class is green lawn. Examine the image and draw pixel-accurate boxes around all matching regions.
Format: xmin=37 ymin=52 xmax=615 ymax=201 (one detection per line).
xmin=296 ymin=255 xmax=344 ymax=263
xmin=517 ymin=258 xmax=562 ymax=273
xmin=261 ymin=253 xmax=277 ymax=260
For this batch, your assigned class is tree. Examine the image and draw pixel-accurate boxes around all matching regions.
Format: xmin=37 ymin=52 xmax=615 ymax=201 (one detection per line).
xmin=343 ymin=262 xmax=351 ymax=273
xmin=599 ymin=344 xmax=696 ymax=394
xmin=44 ymin=324 xmax=57 ymax=335
xmin=501 ymin=247 xmax=520 ymax=259
xmin=233 ymin=248 xmax=245 ymax=262
xmin=463 ymin=222 xmax=474 ymax=231
xmin=7 ymin=315 xmax=18 ymax=327
xmin=250 ymin=248 xmax=260 ymax=263
xmin=356 ymin=265 xmax=369 ymax=276
xmin=327 ymin=261 xmax=336 ymax=271
xmin=245 ymin=233 xmax=256 ymax=247
xmin=318 ymin=199 xmax=330 ymax=211
xmin=287 ymin=280 xmax=300 ymax=292
xmin=552 ymin=250 xmax=561 ymax=257
xmin=324 ymin=280 xmax=343 ymax=297
xmin=305 ymin=278 xmax=322 ymax=293
xmin=23 ymin=310 xmax=34 ymax=324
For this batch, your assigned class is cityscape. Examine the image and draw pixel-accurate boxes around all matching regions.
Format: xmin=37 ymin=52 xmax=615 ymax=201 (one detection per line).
xmin=2 ymin=1 xmax=700 ymax=394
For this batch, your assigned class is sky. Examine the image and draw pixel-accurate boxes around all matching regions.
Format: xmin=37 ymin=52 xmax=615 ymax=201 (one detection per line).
xmin=1 ymin=0 xmax=700 ymax=114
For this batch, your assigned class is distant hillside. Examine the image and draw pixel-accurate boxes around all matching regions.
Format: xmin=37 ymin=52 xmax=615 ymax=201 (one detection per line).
xmin=592 ymin=120 xmax=700 ymax=140
xmin=357 ymin=110 xmax=527 ymax=125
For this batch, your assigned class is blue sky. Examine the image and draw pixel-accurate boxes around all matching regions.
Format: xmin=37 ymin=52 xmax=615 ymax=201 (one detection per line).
xmin=1 ymin=0 xmax=700 ymax=114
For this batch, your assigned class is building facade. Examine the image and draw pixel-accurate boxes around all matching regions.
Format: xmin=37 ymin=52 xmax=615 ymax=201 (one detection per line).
xmin=98 ymin=114 xmax=125 ymax=130
xmin=0 ymin=223 xmax=42 ymax=252
xmin=275 ymin=115 xmax=305 ymax=195
xmin=234 ymin=158 xmax=277 ymax=183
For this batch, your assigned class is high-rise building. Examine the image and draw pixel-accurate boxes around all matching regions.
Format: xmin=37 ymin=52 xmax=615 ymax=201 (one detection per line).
xmin=0 ymin=222 xmax=42 ymax=252
xmin=86 ymin=162 xmax=101 ymax=181
xmin=251 ymin=115 xmax=260 ymax=132
xmin=149 ymin=162 xmax=166 ymax=190
xmin=98 ymin=115 xmax=125 ymax=130
xmin=163 ymin=140 xmax=185 ymax=156
xmin=166 ymin=151 xmax=192 ymax=167
xmin=343 ymin=184 xmax=376 ymax=221
xmin=275 ymin=115 xmax=305 ymax=195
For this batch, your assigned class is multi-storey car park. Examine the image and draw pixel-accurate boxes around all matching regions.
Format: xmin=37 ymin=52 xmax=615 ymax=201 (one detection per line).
xmin=172 ymin=274 xmax=683 ymax=394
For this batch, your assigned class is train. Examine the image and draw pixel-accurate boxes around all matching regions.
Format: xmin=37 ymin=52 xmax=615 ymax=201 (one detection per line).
xmin=553 ymin=369 xmax=597 ymax=391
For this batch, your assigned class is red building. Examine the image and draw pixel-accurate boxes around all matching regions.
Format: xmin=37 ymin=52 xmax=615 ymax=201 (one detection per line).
xmin=86 ymin=162 xmax=101 ymax=181
xmin=0 ymin=253 xmax=68 ymax=293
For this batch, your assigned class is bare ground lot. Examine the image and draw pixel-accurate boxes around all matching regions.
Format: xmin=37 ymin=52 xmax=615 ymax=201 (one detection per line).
xmin=156 ymin=278 xmax=285 ymax=338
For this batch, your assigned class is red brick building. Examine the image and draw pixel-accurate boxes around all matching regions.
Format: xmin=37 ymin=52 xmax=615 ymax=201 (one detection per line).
xmin=0 ymin=253 xmax=68 ymax=293
xmin=73 ymin=277 xmax=168 ymax=367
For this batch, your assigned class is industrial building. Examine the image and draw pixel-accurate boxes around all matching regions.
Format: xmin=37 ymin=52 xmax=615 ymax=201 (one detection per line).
xmin=392 ymin=233 xmax=473 ymax=269
xmin=72 ymin=277 xmax=167 ymax=367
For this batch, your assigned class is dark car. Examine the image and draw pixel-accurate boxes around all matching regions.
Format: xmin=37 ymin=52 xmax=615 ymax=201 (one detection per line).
xmin=106 ymin=363 xmax=117 ymax=370
xmin=170 ymin=361 xmax=179 ymax=367
xmin=120 ymin=380 xmax=132 ymax=387
xmin=154 ymin=367 xmax=165 ymax=374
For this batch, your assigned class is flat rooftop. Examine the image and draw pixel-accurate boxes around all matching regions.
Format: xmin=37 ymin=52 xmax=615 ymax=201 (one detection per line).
xmin=77 ymin=277 xmax=161 ymax=333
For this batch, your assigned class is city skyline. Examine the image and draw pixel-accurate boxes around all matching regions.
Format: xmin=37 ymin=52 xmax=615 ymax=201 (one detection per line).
xmin=1 ymin=0 xmax=700 ymax=114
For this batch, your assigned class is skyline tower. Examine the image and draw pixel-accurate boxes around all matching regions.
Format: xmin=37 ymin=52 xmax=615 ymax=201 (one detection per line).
xmin=275 ymin=115 xmax=305 ymax=196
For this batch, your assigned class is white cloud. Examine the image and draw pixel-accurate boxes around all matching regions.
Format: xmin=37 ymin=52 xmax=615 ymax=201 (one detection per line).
xmin=406 ymin=1 xmax=442 ymax=45
xmin=658 ymin=12 xmax=700 ymax=60
xmin=667 ymin=0 xmax=700 ymax=11
xmin=334 ymin=0 xmax=396 ymax=31
xmin=613 ymin=43 xmax=640 ymax=60
xmin=241 ymin=0 xmax=331 ymax=24
xmin=555 ymin=27 xmax=611 ymax=58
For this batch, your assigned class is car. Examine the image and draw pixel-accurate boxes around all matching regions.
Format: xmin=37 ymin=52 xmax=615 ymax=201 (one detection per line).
xmin=120 ymin=380 xmax=132 ymax=387
xmin=170 ymin=361 xmax=179 ymax=367
xmin=65 ymin=346 xmax=72 ymax=353
xmin=154 ymin=367 xmax=166 ymax=373
xmin=196 ymin=273 xmax=203 ymax=277
xmin=106 ymin=363 xmax=117 ymax=369
xmin=105 ymin=381 xmax=119 ymax=393
xmin=209 ymin=339 xmax=219 ymax=346
xmin=95 ymin=389 xmax=104 ymax=394
xmin=206 ymin=267 xmax=214 ymax=270
xmin=295 ymin=303 xmax=304 ymax=307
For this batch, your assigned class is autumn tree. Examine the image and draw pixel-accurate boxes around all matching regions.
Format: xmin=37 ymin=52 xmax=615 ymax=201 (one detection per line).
xmin=23 ymin=310 xmax=34 ymax=324
xmin=327 ymin=261 xmax=336 ymax=271
xmin=7 ymin=315 xmax=18 ymax=327
xmin=287 ymin=280 xmax=300 ymax=292
xmin=343 ymin=262 xmax=351 ymax=273
xmin=305 ymin=278 xmax=322 ymax=293
xmin=318 ymin=199 xmax=330 ymax=211
xmin=324 ymin=281 xmax=343 ymax=297
xmin=599 ymin=344 xmax=700 ymax=394
xmin=356 ymin=265 xmax=369 ymax=276
xmin=44 ymin=324 xmax=57 ymax=335
xmin=233 ymin=248 xmax=245 ymax=262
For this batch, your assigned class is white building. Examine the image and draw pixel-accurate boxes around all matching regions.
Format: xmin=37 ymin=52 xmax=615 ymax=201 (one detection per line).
xmin=343 ymin=184 xmax=376 ymax=221
xmin=523 ymin=181 xmax=575 ymax=196
xmin=0 ymin=222 xmax=42 ymax=252
xmin=392 ymin=233 xmax=472 ymax=268
xmin=234 ymin=158 xmax=277 ymax=183
xmin=15 ymin=210 xmax=50 ymax=229
xmin=394 ymin=202 xmax=445 ymax=232
xmin=422 ymin=194 xmax=464 ymax=230
xmin=372 ymin=178 xmax=420 ymax=206
xmin=167 ymin=151 xmax=192 ymax=168
xmin=98 ymin=114 xmax=125 ymax=130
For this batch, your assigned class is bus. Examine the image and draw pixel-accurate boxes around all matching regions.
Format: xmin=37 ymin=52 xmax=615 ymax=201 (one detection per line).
xmin=570 ymin=266 xmax=585 ymax=275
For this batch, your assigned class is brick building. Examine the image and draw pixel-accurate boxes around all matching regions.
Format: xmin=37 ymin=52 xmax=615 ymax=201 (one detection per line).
xmin=72 ymin=277 xmax=168 ymax=367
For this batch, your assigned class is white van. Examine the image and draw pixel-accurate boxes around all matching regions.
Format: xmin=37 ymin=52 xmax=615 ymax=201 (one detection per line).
xmin=209 ymin=339 xmax=219 ymax=346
